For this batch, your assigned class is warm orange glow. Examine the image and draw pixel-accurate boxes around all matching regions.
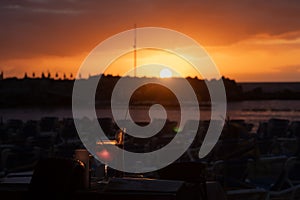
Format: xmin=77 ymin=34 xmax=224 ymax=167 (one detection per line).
xmin=0 ymin=1 xmax=299 ymax=82
xmin=97 ymin=149 xmax=112 ymax=161
xmin=103 ymin=48 xmax=202 ymax=79
xmin=2 ymin=33 xmax=299 ymax=82
xmin=207 ymin=33 xmax=300 ymax=82
xmin=0 ymin=28 xmax=299 ymax=82
xmin=1 ymin=33 xmax=300 ymax=82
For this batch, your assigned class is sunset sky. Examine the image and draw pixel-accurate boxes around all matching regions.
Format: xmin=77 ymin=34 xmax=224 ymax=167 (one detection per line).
xmin=1 ymin=0 xmax=300 ymax=82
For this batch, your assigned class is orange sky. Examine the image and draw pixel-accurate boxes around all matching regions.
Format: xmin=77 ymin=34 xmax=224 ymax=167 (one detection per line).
xmin=104 ymin=48 xmax=202 ymax=78
xmin=1 ymin=0 xmax=300 ymax=82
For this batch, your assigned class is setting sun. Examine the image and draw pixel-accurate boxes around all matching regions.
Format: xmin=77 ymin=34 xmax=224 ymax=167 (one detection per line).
xmin=159 ymin=68 xmax=172 ymax=78
xmin=103 ymin=48 xmax=202 ymax=79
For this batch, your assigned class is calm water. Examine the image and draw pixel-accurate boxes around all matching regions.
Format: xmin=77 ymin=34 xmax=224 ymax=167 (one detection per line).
xmin=1 ymin=100 xmax=300 ymax=131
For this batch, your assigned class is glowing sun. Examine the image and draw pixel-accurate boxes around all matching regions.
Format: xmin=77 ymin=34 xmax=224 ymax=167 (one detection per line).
xmin=159 ymin=68 xmax=172 ymax=78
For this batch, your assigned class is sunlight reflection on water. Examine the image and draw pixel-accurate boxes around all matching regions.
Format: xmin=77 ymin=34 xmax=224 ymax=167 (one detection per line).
xmin=1 ymin=100 xmax=300 ymax=132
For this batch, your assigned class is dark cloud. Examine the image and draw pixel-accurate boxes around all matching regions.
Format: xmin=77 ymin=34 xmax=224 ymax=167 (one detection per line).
xmin=1 ymin=0 xmax=300 ymax=59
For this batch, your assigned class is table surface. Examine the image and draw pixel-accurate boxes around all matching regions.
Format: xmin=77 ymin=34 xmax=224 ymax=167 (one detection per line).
xmin=0 ymin=177 xmax=195 ymax=200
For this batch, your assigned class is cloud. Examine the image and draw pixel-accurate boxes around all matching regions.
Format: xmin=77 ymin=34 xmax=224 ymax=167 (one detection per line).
xmin=1 ymin=0 xmax=300 ymax=81
xmin=1 ymin=0 xmax=300 ymax=59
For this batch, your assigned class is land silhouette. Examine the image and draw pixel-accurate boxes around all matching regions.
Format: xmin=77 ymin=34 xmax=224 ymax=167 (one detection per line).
xmin=0 ymin=74 xmax=299 ymax=108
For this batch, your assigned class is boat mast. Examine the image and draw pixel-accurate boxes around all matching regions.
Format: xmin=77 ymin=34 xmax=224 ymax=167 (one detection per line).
xmin=134 ymin=24 xmax=137 ymax=77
